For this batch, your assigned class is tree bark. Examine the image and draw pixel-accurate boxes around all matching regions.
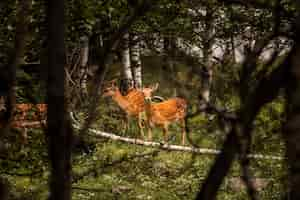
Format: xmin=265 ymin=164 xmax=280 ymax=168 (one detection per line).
xmin=283 ymin=5 xmax=300 ymax=199
xmin=196 ymin=36 xmax=290 ymax=200
xmin=79 ymin=0 xmax=153 ymax=153
xmin=163 ymin=36 xmax=178 ymax=96
xmin=0 ymin=1 xmax=31 ymax=197
xmin=70 ymin=114 xmax=282 ymax=160
xmin=200 ymin=7 xmax=214 ymax=103
xmin=121 ymin=33 xmax=133 ymax=91
xmin=79 ymin=35 xmax=89 ymax=94
xmin=46 ymin=0 xmax=72 ymax=199
xmin=0 ymin=0 xmax=31 ymax=137
xmin=0 ymin=177 xmax=9 ymax=200
xmin=130 ymin=33 xmax=142 ymax=88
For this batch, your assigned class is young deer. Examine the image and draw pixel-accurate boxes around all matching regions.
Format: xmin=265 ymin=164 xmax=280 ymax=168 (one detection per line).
xmin=0 ymin=99 xmax=47 ymax=144
xmin=142 ymin=84 xmax=187 ymax=145
xmin=102 ymin=81 xmax=158 ymax=138
xmin=15 ymin=103 xmax=47 ymax=120
xmin=13 ymin=103 xmax=47 ymax=144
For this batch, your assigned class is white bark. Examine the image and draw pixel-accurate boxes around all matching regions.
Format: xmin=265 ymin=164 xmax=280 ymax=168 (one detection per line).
xmin=130 ymin=34 xmax=142 ymax=88
xmin=70 ymin=112 xmax=283 ymax=160
xmin=79 ymin=36 xmax=89 ymax=94
xmin=200 ymin=10 xmax=214 ymax=103
xmin=121 ymin=33 xmax=133 ymax=89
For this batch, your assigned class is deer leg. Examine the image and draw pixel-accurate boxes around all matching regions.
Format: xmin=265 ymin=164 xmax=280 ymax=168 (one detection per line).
xmin=147 ymin=120 xmax=152 ymax=141
xmin=163 ymin=124 xmax=169 ymax=144
xmin=138 ymin=113 xmax=145 ymax=139
xmin=21 ymin=127 xmax=28 ymax=145
xmin=181 ymin=118 xmax=186 ymax=146
xmin=122 ymin=115 xmax=129 ymax=134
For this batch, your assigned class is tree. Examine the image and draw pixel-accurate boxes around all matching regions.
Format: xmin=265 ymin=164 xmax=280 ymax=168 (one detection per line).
xmin=121 ymin=33 xmax=134 ymax=91
xmin=0 ymin=0 xmax=31 ymax=197
xmin=46 ymin=0 xmax=72 ymax=199
xmin=283 ymin=2 xmax=300 ymax=199
xmin=130 ymin=33 xmax=142 ymax=88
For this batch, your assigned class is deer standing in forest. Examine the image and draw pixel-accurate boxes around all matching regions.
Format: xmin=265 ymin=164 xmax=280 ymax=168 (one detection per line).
xmin=102 ymin=80 xmax=158 ymax=138
xmin=142 ymin=84 xmax=187 ymax=145
xmin=0 ymin=103 xmax=47 ymax=144
xmin=14 ymin=103 xmax=47 ymax=144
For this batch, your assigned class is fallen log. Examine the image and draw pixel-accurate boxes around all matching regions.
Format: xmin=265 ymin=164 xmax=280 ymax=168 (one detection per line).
xmin=70 ymin=112 xmax=283 ymax=160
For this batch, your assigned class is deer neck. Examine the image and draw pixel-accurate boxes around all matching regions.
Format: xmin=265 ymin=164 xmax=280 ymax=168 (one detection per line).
xmin=144 ymin=98 xmax=152 ymax=118
xmin=112 ymin=90 xmax=131 ymax=111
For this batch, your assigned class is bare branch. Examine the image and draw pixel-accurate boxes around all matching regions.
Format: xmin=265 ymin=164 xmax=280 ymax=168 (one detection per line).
xmin=79 ymin=0 xmax=154 ymax=138
xmin=196 ymin=49 xmax=290 ymax=199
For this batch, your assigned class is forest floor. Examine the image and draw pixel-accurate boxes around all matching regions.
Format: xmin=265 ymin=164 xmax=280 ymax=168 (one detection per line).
xmin=2 ymin=58 xmax=286 ymax=199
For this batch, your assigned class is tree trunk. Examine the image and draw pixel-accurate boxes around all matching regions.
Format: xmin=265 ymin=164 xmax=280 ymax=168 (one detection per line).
xmin=0 ymin=0 xmax=31 ymax=137
xmin=46 ymin=0 xmax=72 ymax=199
xmin=0 ymin=177 xmax=9 ymax=200
xmin=121 ymin=33 xmax=133 ymax=91
xmin=283 ymin=6 xmax=300 ymax=199
xmin=163 ymin=36 xmax=177 ymax=96
xmin=130 ymin=33 xmax=142 ymax=88
xmin=79 ymin=35 xmax=89 ymax=95
xmin=200 ymin=8 xmax=214 ymax=103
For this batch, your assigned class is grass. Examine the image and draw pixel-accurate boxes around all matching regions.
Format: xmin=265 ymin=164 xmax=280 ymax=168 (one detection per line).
xmin=2 ymin=57 xmax=287 ymax=199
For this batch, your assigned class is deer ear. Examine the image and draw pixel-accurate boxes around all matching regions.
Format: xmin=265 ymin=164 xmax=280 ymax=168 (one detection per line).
xmin=153 ymin=83 xmax=159 ymax=90
xmin=110 ymin=79 xmax=117 ymax=86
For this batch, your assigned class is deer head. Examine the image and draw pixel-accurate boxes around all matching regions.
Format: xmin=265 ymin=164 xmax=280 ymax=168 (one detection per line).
xmin=102 ymin=79 xmax=119 ymax=97
xmin=141 ymin=83 xmax=159 ymax=101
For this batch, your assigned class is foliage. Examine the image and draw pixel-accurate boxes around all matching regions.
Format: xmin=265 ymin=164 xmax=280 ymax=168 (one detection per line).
xmin=0 ymin=0 xmax=295 ymax=199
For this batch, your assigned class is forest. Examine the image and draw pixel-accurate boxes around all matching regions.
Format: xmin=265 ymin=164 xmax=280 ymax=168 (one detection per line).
xmin=0 ymin=0 xmax=300 ymax=199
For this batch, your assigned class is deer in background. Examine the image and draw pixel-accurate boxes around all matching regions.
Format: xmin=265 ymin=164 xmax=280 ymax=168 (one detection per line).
xmin=142 ymin=83 xmax=187 ymax=145
xmin=14 ymin=103 xmax=47 ymax=144
xmin=0 ymin=102 xmax=47 ymax=144
xmin=102 ymin=80 xmax=158 ymax=138
xmin=14 ymin=103 xmax=47 ymax=120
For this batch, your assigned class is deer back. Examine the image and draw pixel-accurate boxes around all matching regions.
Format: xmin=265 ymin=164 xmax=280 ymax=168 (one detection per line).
xmin=124 ymin=89 xmax=145 ymax=113
xmin=148 ymin=98 xmax=187 ymax=125
xmin=14 ymin=103 xmax=47 ymax=120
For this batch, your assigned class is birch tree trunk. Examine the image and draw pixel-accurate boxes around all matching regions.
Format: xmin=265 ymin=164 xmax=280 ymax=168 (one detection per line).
xmin=79 ymin=35 xmax=89 ymax=95
xmin=283 ymin=6 xmax=300 ymax=199
xmin=200 ymin=8 xmax=214 ymax=103
xmin=130 ymin=33 xmax=142 ymax=88
xmin=121 ymin=33 xmax=133 ymax=91
xmin=163 ymin=36 xmax=177 ymax=96
xmin=46 ymin=0 xmax=72 ymax=199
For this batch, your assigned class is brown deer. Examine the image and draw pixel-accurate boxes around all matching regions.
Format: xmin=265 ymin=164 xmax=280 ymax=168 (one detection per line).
xmin=102 ymin=81 xmax=158 ymax=138
xmin=0 ymin=98 xmax=47 ymax=144
xmin=142 ymin=84 xmax=187 ymax=145
xmin=15 ymin=103 xmax=47 ymax=144
xmin=14 ymin=103 xmax=47 ymax=120
xmin=13 ymin=103 xmax=47 ymax=144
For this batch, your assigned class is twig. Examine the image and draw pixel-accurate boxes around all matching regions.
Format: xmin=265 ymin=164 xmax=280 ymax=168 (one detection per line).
xmin=72 ymin=186 xmax=105 ymax=192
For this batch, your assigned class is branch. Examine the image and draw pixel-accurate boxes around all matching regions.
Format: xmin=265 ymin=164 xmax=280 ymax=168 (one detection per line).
xmin=217 ymin=0 xmax=295 ymax=20
xmin=0 ymin=169 xmax=43 ymax=177
xmin=72 ymin=186 xmax=105 ymax=193
xmin=196 ymin=49 xmax=290 ymax=199
xmin=70 ymin=112 xmax=283 ymax=161
xmin=79 ymin=0 xmax=154 ymax=138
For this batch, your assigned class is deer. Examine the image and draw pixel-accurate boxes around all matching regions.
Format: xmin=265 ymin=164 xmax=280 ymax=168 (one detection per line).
xmin=14 ymin=103 xmax=47 ymax=121
xmin=0 ymin=103 xmax=47 ymax=144
xmin=142 ymin=83 xmax=187 ymax=145
xmin=14 ymin=103 xmax=47 ymax=144
xmin=102 ymin=80 xmax=158 ymax=138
